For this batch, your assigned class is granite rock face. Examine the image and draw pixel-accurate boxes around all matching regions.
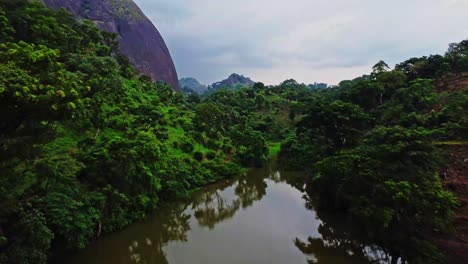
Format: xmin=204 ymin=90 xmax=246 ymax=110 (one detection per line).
xmin=40 ymin=0 xmax=179 ymax=90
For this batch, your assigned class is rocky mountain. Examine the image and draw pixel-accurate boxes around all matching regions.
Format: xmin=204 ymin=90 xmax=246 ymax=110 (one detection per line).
xmin=40 ymin=0 xmax=179 ymax=90
xmin=179 ymin=77 xmax=207 ymax=94
xmin=210 ymin=73 xmax=255 ymax=91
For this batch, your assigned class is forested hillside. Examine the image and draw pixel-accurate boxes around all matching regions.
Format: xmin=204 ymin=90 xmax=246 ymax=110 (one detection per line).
xmin=0 ymin=1 xmax=263 ymax=262
xmin=278 ymin=57 xmax=468 ymax=262
xmin=1 ymin=1 xmax=467 ymax=263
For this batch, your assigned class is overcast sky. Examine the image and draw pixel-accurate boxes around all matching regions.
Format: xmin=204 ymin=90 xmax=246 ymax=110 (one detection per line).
xmin=134 ymin=0 xmax=468 ymax=85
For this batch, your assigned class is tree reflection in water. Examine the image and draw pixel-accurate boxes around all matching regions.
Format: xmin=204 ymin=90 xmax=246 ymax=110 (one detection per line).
xmin=127 ymin=170 xmax=271 ymax=263
xmin=263 ymin=161 xmax=402 ymax=264
xmin=192 ymin=168 xmax=268 ymax=229
xmin=125 ymin=204 xmax=191 ymax=264
xmin=235 ymin=173 xmax=267 ymax=208
xmin=294 ymin=197 xmax=403 ymax=264
xmin=70 ymin=160 xmax=403 ymax=264
xmin=191 ymin=180 xmax=242 ymax=229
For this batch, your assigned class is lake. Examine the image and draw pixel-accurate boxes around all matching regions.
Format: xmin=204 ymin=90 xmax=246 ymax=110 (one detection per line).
xmin=67 ymin=161 xmax=395 ymax=264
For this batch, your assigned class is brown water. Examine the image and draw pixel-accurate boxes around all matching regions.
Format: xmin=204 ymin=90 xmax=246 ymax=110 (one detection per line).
xmin=67 ymin=162 xmax=396 ymax=264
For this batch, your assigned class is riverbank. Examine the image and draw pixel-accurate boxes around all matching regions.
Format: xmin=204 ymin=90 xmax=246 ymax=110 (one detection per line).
xmin=64 ymin=161 xmax=396 ymax=264
xmin=435 ymin=144 xmax=468 ymax=263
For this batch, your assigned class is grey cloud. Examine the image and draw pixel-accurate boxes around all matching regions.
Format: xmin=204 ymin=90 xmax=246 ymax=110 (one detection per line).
xmin=135 ymin=0 xmax=468 ymax=85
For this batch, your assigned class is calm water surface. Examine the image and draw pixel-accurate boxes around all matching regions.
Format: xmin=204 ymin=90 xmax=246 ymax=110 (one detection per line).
xmin=68 ymin=162 xmax=395 ymax=264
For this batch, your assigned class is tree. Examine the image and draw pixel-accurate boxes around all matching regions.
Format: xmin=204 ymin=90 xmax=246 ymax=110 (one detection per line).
xmin=194 ymin=102 xmax=225 ymax=136
xmin=371 ymin=60 xmax=390 ymax=78
xmin=281 ymin=79 xmax=299 ymax=86
xmin=1 ymin=208 xmax=54 ymax=263
xmin=288 ymin=109 xmax=296 ymax=123
xmin=229 ymin=125 xmax=268 ymax=167
xmin=446 ymin=39 xmax=468 ymax=75
xmin=255 ymin=94 xmax=265 ymax=109
xmin=0 ymin=10 xmax=13 ymax=43
xmin=340 ymin=80 xmax=385 ymax=110
xmin=375 ymin=70 xmax=407 ymax=101
xmin=396 ymin=55 xmax=449 ymax=81
xmin=293 ymin=100 xmax=370 ymax=158
xmin=253 ymin=82 xmax=265 ymax=90
xmin=392 ymin=79 xmax=438 ymax=113
xmin=310 ymin=126 xmax=457 ymax=261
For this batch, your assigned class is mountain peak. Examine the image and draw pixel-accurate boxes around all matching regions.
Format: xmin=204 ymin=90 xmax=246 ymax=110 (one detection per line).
xmin=211 ymin=73 xmax=255 ymax=90
xmin=179 ymin=77 xmax=207 ymax=94
xmin=228 ymin=73 xmax=244 ymax=78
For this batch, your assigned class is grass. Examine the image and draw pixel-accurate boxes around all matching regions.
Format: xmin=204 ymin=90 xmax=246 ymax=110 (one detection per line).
xmin=193 ymin=143 xmax=210 ymax=153
xmin=166 ymin=126 xmax=212 ymax=159
xmin=167 ymin=126 xmax=185 ymax=143
xmin=166 ymin=126 xmax=191 ymax=159
xmin=264 ymin=94 xmax=282 ymax=103
xmin=268 ymin=142 xmax=282 ymax=157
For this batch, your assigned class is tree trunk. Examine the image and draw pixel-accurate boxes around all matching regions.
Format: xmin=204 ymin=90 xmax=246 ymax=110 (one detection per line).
xmin=96 ymin=221 xmax=102 ymax=238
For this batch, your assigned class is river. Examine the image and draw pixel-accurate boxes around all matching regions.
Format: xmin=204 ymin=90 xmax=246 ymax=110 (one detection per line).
xmin=67 ymin=161 xmax=396 ymax=264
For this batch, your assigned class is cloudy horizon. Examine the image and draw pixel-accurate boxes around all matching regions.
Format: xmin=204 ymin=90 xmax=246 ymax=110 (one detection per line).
xmin=134 ymin=0 xmax=468 ymax=85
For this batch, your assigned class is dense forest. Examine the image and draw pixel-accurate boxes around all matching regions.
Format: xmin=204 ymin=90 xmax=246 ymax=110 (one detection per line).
xmin=276 ymin=55 xmax=468 ymax=262
xmin=0 ymin=1 xmax=266 ymax=262
xmin=0 ymin=1 xmax=467 ymax=263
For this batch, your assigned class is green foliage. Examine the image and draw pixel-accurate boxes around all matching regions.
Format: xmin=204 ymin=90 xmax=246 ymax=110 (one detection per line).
xmin=436 ymin=89 xmax=468 ymax=139
xmin=1 ymin=207 xmax=54 ymax=264
xmin=280 ymin=100 xmax=370 ymax=168
xmin=340 ymin=80 xmax=384 ymax=110
xmin=278 ymin=39 xmax=468 ymax=262
xmin=0 ymin=1 xmax=465 ymax=263
xmin=446 ymin=39 xmax=468 ymax=75
xmin=309 ymin=127 xmax=458 ymax=261
xmin=230 ymin=125 xmax=268 ymax=167
xmin=268 ymin=142 xmax=282 ymax=157
xmin=0 ymin=1 xmax=243 ymax=262
xmin=38 ymin=190 xmax=101 ymax=250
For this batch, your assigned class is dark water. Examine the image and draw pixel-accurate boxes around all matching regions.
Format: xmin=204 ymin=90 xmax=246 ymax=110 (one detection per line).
xmin=68 ymin=162 xmax=397 ymax=264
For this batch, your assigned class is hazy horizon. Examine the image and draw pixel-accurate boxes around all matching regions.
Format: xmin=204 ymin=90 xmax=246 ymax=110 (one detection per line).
xmin=135 ymin=0 xmax=468 ymax=85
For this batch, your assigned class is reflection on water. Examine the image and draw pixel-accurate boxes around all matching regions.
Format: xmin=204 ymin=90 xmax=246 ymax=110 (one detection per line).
xmin=68 ymin=161 xmax=399 ymax=264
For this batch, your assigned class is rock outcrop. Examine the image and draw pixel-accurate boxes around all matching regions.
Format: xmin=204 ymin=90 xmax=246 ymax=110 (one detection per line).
xmin=40 ymin=0 xmax=179 ymax=90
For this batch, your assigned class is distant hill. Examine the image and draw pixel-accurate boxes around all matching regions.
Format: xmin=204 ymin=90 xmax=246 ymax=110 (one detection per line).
xmin=184 ymin=74 xmax=329 ymax=94
xmin=179 ymin=77 xmax=208 ymax=94
xmin=210 ymin=73 xmax=255 ymax=91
